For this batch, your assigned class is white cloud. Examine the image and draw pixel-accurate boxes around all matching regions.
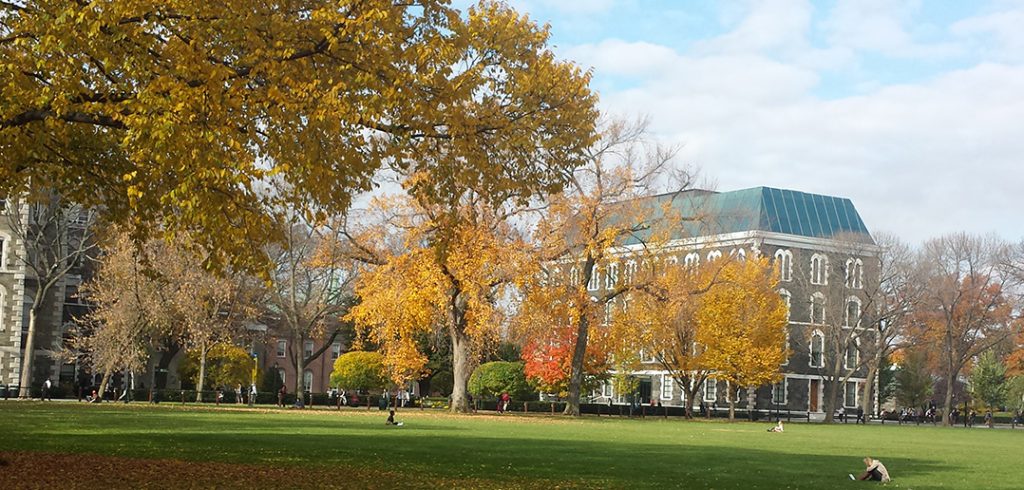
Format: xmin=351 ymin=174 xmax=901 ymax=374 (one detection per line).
xmin=952 ymin=8 xmax=1024 ymax=62
xmin=822 ymin=0 xmax=963 ymax=59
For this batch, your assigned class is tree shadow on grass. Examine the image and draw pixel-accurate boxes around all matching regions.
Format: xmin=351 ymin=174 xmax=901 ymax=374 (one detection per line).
xmin=15 ymin=427 xmax=953 ymax=489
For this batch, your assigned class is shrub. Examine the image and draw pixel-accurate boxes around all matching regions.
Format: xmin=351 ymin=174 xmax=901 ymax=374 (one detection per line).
xmin=468 ymin=361 xmax=533 ymax=400
xmin=330 ymin=351 xmax=386 ymax=392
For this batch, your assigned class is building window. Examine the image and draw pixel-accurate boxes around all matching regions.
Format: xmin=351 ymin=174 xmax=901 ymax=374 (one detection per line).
xmin=782 ymin=330 xmax=790 ymax=366
xmin=0 ymin=285 xmax=6 ymax=331
xmin=845 ymin=298 xmax=861 ymax=327
xmin=707 ymin=250 xmax=722 ymax=262
xmin=703 ymin=378 xmax=717 ymax=402
xmin=640 ymin=349 xmax=656 ymax=363
xmin=772 ymin=379 xmax=787 ymax=405
xmin=809 ymin=330 xmax=824 ymax=368
xmin=303 ymin=340 xmax=314 ymax=360
xmin=276 ymin=340 xmax=287 ymax=358
xmin=587 ymin=265 xmax=600 ymax=291
xmin=606 ymin=262 xmax=619 ymax=289
xmin=303 ymin=370 xmax=313 ymax=391
xmin=331 ymin=342 xmax=341 ymax=360
xmin=845 ymin=340 xmax=859 ymax=370
xmin=774 ymin=249 xmax=792 ymax=282
xmin=0 ymin=235 xmax=7 ymax=271
xmin=661 ymin=374 xmax=673 ymax=400
xmin=570 ymin=267 xmax=580 ymax=286
xmin=603 ymin=301 xmax=613 ymax=326
xmin=602 ymin=381 xmax=614 ymax=398
xmin=844 ymin=381 xmax=858 ymax=408
xmin=624 ymin=260 xmax=637 ymax=284
xmin=810 ymin=293 xmax=826 ymax=324
xmin=845 ymin=258 xmax=864 ymax=289
xmin=733 ymin=248 xmax=746 ymax=262
xmin=277 ymin=368 xmax=286 ymax=385
xmin=778 ymin=289 xmax=791 ymax=322
xmin=684 ymin=252 xmax=699 ymax=269
xmin=810 ymin=254 xmax=828 ymax=285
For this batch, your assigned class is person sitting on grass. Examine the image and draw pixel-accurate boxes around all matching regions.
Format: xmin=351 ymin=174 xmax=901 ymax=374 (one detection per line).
xmin=385 ymin=410 xmax=403 ymax=427
xmin=853 ymin=457 xmax=890 ymax=482
xmin=767 ymin=420 xmax=784 ymax=432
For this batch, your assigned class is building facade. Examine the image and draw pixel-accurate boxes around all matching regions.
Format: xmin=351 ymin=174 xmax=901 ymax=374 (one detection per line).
xmin=585 ymin=187 xmax=880 ymax=416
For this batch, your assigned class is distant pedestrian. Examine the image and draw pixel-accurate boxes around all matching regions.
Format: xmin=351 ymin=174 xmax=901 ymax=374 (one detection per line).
xmin=984 ymin=410 xmax=993 ymax=428
xmin=249 ymin=383 xmax=257 ymax=407
xmin=41 ymin=378 xmax=51 ymax=401
xmin=856 ymin=407 xmax=864 ymax=424
xmin=277 ymin=385 xmax=286 ymax=407
xmin=500 ymin=392 xmax=511 ymax=413
xmin=236 ymin=384 xmax=243 ymax=405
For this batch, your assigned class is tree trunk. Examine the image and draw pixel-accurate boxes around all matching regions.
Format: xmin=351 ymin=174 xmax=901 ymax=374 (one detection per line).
xmin=294 ymin=335 xmax=306 ymax=402
xmin=17 ymin=307 xmax=40 ymax=398
xmin=822 ymin=380 xmax=836 ymax=423
xmin=728 ymin=399 xmax=736 ymax=420
xmin=97 ymin=366 xmax=113 ymax=401
xmin=942 ymin=367 xmax=956 ymax=426
xmin=563 ymin=313 xmax=591 ymax=417
xmin=861 ymin=363 xmax=878 ymax=417
xmin=449 ymin=326 xmax=473 ymax=413
xmin=195 ymin=342 xmax=208 ymax=402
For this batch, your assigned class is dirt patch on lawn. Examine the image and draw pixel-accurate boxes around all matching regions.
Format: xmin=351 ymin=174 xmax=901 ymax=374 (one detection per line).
xmin=0 ymin=451 xmax=582 ymax=489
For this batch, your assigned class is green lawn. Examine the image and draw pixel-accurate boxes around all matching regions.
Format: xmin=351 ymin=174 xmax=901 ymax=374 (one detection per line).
xmin=1 ymin=402 xmax=1020 ymax=489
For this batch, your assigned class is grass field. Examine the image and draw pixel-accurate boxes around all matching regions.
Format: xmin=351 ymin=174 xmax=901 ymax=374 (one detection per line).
xmin=0 ymin=402 xmax=1020 ymax=489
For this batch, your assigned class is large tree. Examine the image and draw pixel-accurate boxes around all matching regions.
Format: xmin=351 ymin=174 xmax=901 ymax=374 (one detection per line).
xmin=0 ymin=0 xmax=597 ymax=273
xmin=263 ymin=209 xmax=356 ymax=397
xmin=912 ymin=233 xmax=1020 ymax=425
xmin=519 ymin=117 xmax=682 ymax=416
xmin=8 ymin=193 xmax=97 ymax=397
xmin=345 ymin=196 xmax=529 ymax=412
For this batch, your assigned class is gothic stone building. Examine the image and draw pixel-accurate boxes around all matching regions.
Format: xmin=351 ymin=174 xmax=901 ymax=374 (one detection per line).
xmin=587 ymin=187 xmax=879 ymax=416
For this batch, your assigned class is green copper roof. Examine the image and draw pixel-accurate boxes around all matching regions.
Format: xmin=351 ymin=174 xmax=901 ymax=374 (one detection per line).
xmin=628 ymin=187 xmax=873 ymax=244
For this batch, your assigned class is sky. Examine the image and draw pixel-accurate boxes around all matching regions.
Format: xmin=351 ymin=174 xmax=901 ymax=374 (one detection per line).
xmin=452 ymin=0 xmax=1024 ymax=244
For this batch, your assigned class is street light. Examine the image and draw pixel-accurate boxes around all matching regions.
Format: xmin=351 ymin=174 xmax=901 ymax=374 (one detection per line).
xmin=249 ymin=352 xmax=258 ymax=407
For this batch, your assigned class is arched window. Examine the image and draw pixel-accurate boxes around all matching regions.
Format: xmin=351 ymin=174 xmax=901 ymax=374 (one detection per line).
xmin=778 ymin=288 xmax=792 ymax=322
xmin=707 ymin=250 xmax=722 ymax=262
xmin=809 ymin=330 xmax=824 ymax=368
xmin=587 ymin=265 xmax=600 ymax=291
xmin=811 ymin=254 xmax=828 ymax=285
xmin=666 ymin=255 xmax=679 ymax=266
xmin=810 ymin=292 xmax=826 ymax=324
xmin=845 ymin=258 xmax=864 ymax=289
xmin=735 ymin=248 xmax=746 ymax=262
xmin=845 ymin=338 xmax=860 ymax=370
xmin=845 ymin=297 xmax=861 ymax=327
xmin=303 ymin=370 xmax=314 ymax=392
xmin=684 ymin=252 xmax=700 ymax=269
xmin=624 ymin=260 xmax=637 ymax=284
xmin=774 ymin=249 xmax=792 ymax=282
xmin=605 ymin=262 xmax=619 ymax=289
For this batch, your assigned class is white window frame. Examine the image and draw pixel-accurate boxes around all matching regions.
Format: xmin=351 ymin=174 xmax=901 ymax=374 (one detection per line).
xmin=778 ymin=288 xmax=791 ymax=322
xmin=303 ymin=370 xmax=313 ymax=391
xmin=810 ymin=292 xmax=826 ymax=324
xmin=303 ymin=340 xmax=314 ymax=359
xmin=844 ymin=338 xmax=860 ymax=370
xmin=684 ymin=252 xmax=699 ymax=268
xmin=844 ymin=296 xmax=861 ymax=328
xmin=587 ymin=265 xmax=600 ymax=291
xmin=603 ymin=301 xmax=613 ymax=326
xmin=707 ymin=250 xmax=722 ymax=262
xmin=602 ymin=381 xmax=614 ymax=398
xmin=703 ymin=378 xmax=717 ymax=402
xmin=276 ymin=340 xmax=287 ymax=358
xmin=0 ymin=284 xmax=6 ymax=331
xmin=331 ymin=342 xmax=341 ymax=360
xmin=811 ymin=254 xmax=829 ymax=285
xmin=774 ymin=249 xmax=792 ymax=282
xmin=624 ymin=260 xmax=637 ymax=284
xmin=809 ymin=329 xmax=825 ymax=368
xmin=844 ymin=381 xmax=859 ymax=408
xmin=570 ymin=266 xmax=580 ymax=287
xmin=0 ymin=232 xmax=9 ymax=272
xmin=277 ymin=368 xmax=286 ymax=385
xmin=605 ymin=262 xmax=619 ymax=289
xmin=661 ymin=374 xmax=673 ymax=400
xmin=772 ymin=378 xmax=788 ymax=405
xmin=735 ymin=248 xmax=746 ymax=262
xmin=639 ymin=349 xmax=656 ymax=363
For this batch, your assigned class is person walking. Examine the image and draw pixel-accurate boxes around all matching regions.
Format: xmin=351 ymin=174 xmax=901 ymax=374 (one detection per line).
xmin=277 ymin=385 xmax=286 ymax=408
xmin=41 ymin=378 xmax=52 ymax=401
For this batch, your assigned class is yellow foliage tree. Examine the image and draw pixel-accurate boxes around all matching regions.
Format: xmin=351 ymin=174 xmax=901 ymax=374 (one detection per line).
xmin=345 ymin=196 xmax=531 ymax=412
xmin=693 ymin=256 xmax=788 ymax=420
xmin=0 ymin=0 xmax=597 ymax=273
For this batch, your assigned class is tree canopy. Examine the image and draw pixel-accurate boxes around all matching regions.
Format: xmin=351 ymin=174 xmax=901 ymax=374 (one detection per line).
xmin=0 ymin=0 xmax=597 ymax=272
xmin=330 ymin=351 xmax=386 ymax=392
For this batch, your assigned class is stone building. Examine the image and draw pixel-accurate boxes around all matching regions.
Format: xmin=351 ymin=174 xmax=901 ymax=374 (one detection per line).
xmin=585 ymin=186 xmax=880 ymax=416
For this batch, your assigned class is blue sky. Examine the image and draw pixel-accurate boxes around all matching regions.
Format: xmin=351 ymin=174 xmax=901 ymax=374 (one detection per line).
xmin=452 ymin=0 xmax=1024 ymax=244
